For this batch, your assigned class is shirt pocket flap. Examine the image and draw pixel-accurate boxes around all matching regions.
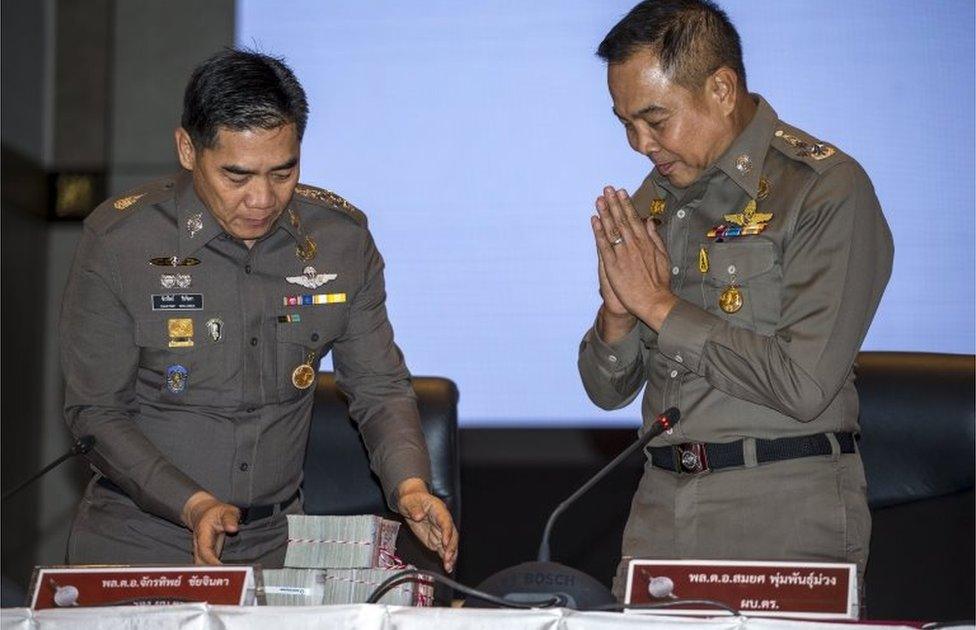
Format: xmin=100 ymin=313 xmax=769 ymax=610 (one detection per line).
xmin=275 ymin=307 xmax=347 ymax=347
xmin=705 ymin=240 xmax=776 ymax=284
xmin=276 ymin=319 xmax=321 ymax=346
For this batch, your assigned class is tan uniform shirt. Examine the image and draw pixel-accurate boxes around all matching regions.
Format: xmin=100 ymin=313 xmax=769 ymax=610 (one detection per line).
xmin=579 ymin=96 xmax=893 ymax=444
xmin=61 ymin=171 xmax=431 ymax=526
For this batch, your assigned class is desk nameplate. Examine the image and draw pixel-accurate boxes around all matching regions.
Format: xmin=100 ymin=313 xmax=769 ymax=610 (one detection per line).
xmin=28 ymin=565 xmax=261 ymax=610
xmin=625 ymin=559 xmax=857 ymax=620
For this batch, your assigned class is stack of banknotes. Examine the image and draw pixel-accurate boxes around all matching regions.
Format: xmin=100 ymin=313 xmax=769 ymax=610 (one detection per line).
xmin=283 ymin=514 xmax=401 ymax=569
xmin=263 ymin=515 xmax=433 ymax=606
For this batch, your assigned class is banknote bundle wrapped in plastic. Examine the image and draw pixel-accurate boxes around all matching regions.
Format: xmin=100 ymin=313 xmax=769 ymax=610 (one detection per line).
xmin=283 ymin=515 xmax=401 ymax=569
xmin=263 ymin=567 xmax=434 ymax=607
xmin=264 ymin=515 xmax=433 ymax=606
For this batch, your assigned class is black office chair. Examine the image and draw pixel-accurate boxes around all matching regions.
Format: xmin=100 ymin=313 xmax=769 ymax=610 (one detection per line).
xmin=302 ymin=373 xmax=460 ymax=603
xmin=855 ymin=352 xmax=974 ymax=621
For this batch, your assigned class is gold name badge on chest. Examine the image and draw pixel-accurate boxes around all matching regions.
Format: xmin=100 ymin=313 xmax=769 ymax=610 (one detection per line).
xmin=292 ymin=351 xmax=317 ymax=390
xmin=167 ymin=318 xmax=194 ymax=347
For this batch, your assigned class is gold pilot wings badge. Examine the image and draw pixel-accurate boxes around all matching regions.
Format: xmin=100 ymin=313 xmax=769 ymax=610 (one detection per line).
xmin=723 ymin=199 xmax=773 ymax=227
xmin=286 ymin=266 xmax=338 ymax=289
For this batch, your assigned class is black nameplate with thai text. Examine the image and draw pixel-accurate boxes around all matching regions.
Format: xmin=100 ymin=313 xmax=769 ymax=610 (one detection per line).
xmin=151 ymin=294 xmax=204 ymax=311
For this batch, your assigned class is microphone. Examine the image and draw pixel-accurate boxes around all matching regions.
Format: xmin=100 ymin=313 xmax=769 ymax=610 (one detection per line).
xmin=2 ymin=435 xmax=97 ymax=503
xmin=467 ymin=408 xmax=681 ymax=609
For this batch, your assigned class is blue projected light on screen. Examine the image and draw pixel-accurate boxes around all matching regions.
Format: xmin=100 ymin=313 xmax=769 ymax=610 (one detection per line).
xmin=238 ymin=1 xmax=975 ymax=426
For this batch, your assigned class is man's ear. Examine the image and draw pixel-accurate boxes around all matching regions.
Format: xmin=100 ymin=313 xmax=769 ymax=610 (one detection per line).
xmin=705 ymin=66 xmax=739 ymax=117
xmin=175 ymin=127 xmax=197 ymax=171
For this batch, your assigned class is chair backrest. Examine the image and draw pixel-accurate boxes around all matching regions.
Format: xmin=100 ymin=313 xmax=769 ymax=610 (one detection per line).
xmin=855 ymin=351 xmax=974 ymax=508
xmin=302 ymin=373 xmax=460 ymax=524
xmin=855 ymin=351 xmax=974 ymax=620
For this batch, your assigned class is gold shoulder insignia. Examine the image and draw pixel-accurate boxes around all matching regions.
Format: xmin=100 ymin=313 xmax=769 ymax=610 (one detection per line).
xmin=322 ymin=190 xmax=359 ymax=214
xmin=113 ymin=193 xmax=145 ymax=211
xmin=294 ymin=184 xmax=328 ymax=203
xmin=294 ymin=185 xmax=363 ymax=219
xmin=774 ymin=129 xmax=836 ymax=161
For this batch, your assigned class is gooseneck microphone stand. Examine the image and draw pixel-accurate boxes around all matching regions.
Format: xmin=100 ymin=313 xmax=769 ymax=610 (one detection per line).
xmin=2 ymin=435 xmax=95 ymax=503
xmin=537 ymin=411 xmax=675 ymax=562
xmin=468 ymin=409 xmax=680 ymax=609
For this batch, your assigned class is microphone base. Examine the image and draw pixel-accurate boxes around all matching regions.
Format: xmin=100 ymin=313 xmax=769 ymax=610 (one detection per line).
xmin=465 ymin=561 xmax=615 ymax=609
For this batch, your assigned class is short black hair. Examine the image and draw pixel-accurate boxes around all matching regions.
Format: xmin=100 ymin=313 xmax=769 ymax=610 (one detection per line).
xmin=181 ymin=48 xmax=309 ymax=149
xmin=597 ymin=0 xmax=746 ymax=90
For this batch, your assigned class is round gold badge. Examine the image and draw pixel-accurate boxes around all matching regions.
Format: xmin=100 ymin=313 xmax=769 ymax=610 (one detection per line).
xmin=292 ymin=364 xmax=316 ymax=389
xmin=719 ymin=286 xmax=743 ymax=314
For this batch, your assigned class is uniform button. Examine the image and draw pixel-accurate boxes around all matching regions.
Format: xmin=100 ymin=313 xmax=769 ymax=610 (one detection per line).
xmin=727 ymin=265 xmax=736 ymax=274
xmin=670 ymin=370 xmax=679 ymax=378
xmin=250 ymin=337 xmax=259 ymax=346
xmin=244 ymin=264 xmax=252 ymax=274
xmin=608 ymin=354 xmax=618 ymax=363
xmin=676 ymin=209 xmax=686 ymax=219
xmin=311 ymin=333 xmax=320 ymax=342
xmin=239 ymin=463 xmax=249 ymax=472
xmin=675 ymin=354 xmax=683 ymax=363
xmin=672 ymin=266 xmax=680 ymax=275
xmin=246 ymin=407 xmax=256 ymax=413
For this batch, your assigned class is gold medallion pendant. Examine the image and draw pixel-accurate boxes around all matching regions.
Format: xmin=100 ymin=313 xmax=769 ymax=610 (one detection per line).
xmin=719 ymin=285 xmax=743 ymax=314
xmin=292 ymin=363 xmax=316 ymax=389
xmin=292 ymin=350 xmax=318 ymax=389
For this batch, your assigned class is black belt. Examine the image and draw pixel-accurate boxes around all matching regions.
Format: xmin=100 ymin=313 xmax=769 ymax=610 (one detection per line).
xmin=95 ymin=477 xmax=299 ymax=525
xmin=647 ymin=432 xmax=856 ymax=474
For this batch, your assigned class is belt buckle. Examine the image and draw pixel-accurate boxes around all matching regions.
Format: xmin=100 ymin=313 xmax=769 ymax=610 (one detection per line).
xmin=674 ymin=442 xmax=710 ymax=474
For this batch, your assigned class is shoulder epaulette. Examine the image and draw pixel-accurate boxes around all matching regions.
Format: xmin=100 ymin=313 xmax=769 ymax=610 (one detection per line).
xmin=109 ymin=178 xmax=173 ymax=212
xmin=294 ymin=184 xmax=367 ymax=227
xmin=771 ymin=124 xmax=849 ymax=173
xmin=87 ymin=177 xmax=175 ymax=233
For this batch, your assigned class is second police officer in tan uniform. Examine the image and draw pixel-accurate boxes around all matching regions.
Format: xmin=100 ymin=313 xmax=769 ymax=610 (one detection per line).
xmin=61 ymin=50 xmax=458 ymax=571
xmin=578 ymin=1 xmax=893 ymax=598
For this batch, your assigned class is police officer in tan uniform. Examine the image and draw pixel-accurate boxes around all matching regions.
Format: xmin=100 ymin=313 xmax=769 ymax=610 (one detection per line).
xmin=61 ymin=49 xmax=457 ymax=571
xmin=577 ymin=1 xmax=892 ymax=598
